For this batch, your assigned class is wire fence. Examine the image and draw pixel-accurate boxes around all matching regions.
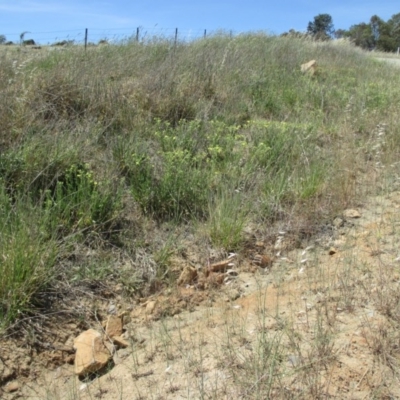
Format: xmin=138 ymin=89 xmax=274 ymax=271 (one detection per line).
xmin=1 ymin=27 xmax=239 ymax=46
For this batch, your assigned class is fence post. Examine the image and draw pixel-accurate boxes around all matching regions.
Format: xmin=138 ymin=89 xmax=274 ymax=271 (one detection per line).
xmin=136 ymin=27 xmax=139 ymax=42
xmin=84 ymin=28 xmax=88 ymax=51
xmin=174 ymin=28 xmax=178 ymax=46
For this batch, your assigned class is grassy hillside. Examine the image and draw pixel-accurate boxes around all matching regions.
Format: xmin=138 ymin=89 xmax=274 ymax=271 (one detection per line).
xmin=1 ymin=34 xmax=400 ymax=329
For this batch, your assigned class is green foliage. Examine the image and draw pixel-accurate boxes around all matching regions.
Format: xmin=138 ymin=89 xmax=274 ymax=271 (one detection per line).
xmin=307 ymin=14 xmax=335 ymax=40
xmin=43 ymin=163 xmax=121 ymax=236
xmin=207 ymin=189 xmax=248 ymax=250
xmin=0 ymin=34 xmax=6 ymax=44
xmin=0 ymin=184 xmax=57 ymax=328
xmin=338 ymin=12 xmax=400 ymax=51
xmin=346 ymin=23 xmax=375 ymax=50
xmin=244 ymin=120 xmax=326 ymax=218
xmin=1 ymin=33 xmax=400 ymax=328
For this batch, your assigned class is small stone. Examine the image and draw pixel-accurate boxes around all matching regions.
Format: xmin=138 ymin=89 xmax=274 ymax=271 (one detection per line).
xmin=206 ymin=259 xmax=232 ymax=275
xmin=4 ymin=380 xmax=19 ymax=393
xmin=108 ymin=304 xmax=117 ymax=315
xmin=73 ymin=329 xmax=111 ymax=376
xmin=255 ymin=241 xmax=264 ymax=248
xmin=80 ymin=383 xmax=88 ymax=391
xmin=104 ymin=315 xmax=123 ymax=338
xmin=112 ymin=336 xmax=129 ymax=348
xmin=301 ymin=60 xmax=317 ymax=75
xmin=343 ymin=209 xmax=361 ymax=218
xmin=254 ymin=255 xmax=274 ymax=268
xmin=333 ymin=217 xmax=344 ymax=228
xmin=329 ymin=247 xmax=337 ymax=255
xmin=226 ymin=269 xmax=238 ymax=277
xmin=177 ymin=266 xmax=198 ymax=285
xmin=288 ymin=355 xmax=301 ymax=367
xmin=145 ymin=300 xmax=157 ymax=315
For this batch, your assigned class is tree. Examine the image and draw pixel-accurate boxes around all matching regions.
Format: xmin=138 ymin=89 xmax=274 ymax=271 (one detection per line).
xmin=370 ymin=15 xmax=384 ymax=41
xmin=347 ymin=23 xmax=375 ymax=50
xmin=0 ymin=34 xmax=6 ymax=44
xmin=307 ymin=14 xmax=335 ymax=40
xmin=334 ymin=29 xmax=347 ymax=39
xmin=280 ymin=29 xmax=306 ymax=38
xmin=386 ymin=13 xmax=400 ymax=51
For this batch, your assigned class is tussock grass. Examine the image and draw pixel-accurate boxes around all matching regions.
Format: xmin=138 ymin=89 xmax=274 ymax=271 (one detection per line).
xmin=1 ymin=33 xmax=400 ymax=330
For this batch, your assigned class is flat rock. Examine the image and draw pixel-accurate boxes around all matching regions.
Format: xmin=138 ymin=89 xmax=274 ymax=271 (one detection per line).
xmin=343 ymin=209 xmax=361 ymax=218
xmin=145 ymin=300 xmax=157 ymax=315
xmin=73 ymin=329 xmax=111 ymax=376
xmin=333 ymin=217 xmax=344 ymax=228
xmin=104 ymin=315 xmax=123 ymax=338
xmin=301 ymin=59 xmax=317 ymax=75
xmin=206 ymin=259 xmax=232 ymax=275
xmin=4 ymin=380 xmax=19 ymax=393
xmin=254 ymin=254 xmax=274 ymax=268
xmin=112 ymin=335 xmax=129 ymax=348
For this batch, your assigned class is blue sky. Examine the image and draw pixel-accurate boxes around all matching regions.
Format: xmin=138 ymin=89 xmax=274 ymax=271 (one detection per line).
xmin=0 ymin=1 xmax=399 ymax=44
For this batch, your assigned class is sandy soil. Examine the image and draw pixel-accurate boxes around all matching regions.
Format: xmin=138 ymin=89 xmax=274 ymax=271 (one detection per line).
xmin=1 ymin=182 xmax=399 ymax=399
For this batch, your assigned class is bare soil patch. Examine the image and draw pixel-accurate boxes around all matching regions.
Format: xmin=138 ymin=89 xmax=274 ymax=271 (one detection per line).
xmin=3 ymin=185 xmax=400 ymax=398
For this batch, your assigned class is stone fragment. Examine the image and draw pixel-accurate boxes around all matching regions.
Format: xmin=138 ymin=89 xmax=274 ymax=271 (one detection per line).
xmin=301 ymin=60 xmax=317 ymax=75
xmin=206 ymin=259 xmax=232 ymax=275
xmin=177 ymin=265 xmax=198 ymax=285
xmin=112 ymin=336 xmax=129 ymax=348
xmin=145 ymin=300 xmax=157 ymax=315
xmin=4 ymin=380 xmax=19 ymax=393
xmin=104 ymin=315 xmax=123 ymax=338
xmin=73 ymin=329 xmax=111 ymax=376
xmin=343 ymin=209 xmax=361 ymax=218
xmin=254 ymin=254 xmax=274 ymax=268
xmin=108 ymin=304 xmax=117 ymax=315
xmin=333 ymin=217 xmax=344 ymax=228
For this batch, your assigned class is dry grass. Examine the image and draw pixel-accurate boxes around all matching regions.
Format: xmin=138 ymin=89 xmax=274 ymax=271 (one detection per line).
xmin=2 ymin=34 xmax=400 ymax=398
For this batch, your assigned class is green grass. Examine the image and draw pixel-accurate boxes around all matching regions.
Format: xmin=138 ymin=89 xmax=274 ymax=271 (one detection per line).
xmin=0 ymin=186 xmax=57 ymax=328
xmin=1 ymin=34 xmax=400 ymax=329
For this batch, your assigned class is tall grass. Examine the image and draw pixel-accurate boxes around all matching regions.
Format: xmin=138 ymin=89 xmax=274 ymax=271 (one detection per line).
xmin=1 ymin=33 xmax=400 ymax=328
xmin=0 ymin=185 xmax=57 ymax=328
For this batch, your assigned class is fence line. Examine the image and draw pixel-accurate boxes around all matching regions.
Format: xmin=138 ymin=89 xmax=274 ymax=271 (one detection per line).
xmin=1 ymin=27 xmax=241 ymax=46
